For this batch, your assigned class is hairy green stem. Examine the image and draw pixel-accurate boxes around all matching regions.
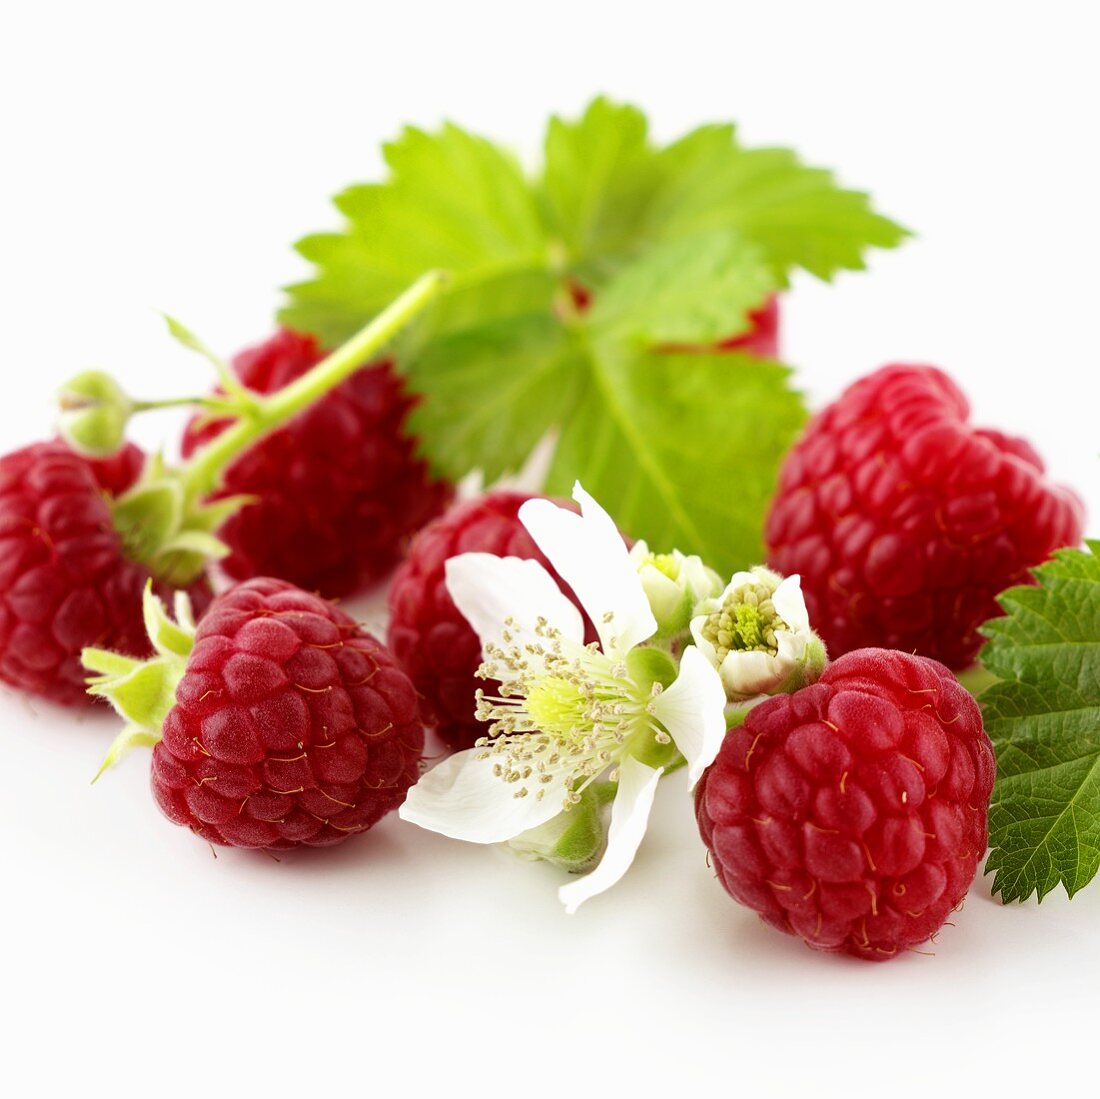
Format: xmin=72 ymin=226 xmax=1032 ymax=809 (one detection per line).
xmin=180 ymin=269 xmax=448 ymax=500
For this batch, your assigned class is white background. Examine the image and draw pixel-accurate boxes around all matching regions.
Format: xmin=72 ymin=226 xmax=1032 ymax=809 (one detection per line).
xmin=2 ymin=2 xmax=1099 ymax=1095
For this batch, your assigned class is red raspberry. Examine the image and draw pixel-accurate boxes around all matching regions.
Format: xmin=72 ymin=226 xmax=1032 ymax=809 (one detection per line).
xmin=696 ymin=648 xmax=995 ymax=961
xmin=151 ymin=578 xmax=423 ymax=849
xmin=388 ymin=491 xmax=583 ymax=751
xmin=181 ymin=329 xmax=452 ymax=598
xmin=0 ymin=441 xmax=211 ymax=707
xmin=765 ymin=364 xmax=1084 ymax=668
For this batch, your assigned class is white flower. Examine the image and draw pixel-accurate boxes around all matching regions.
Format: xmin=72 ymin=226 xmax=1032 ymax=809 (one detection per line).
xmin=628 ymin=542 xmax=723 ymax=638
xmin=399 ymin=483 xmax=726 ymax=912
xmin=690 ymin=566 xmax=826 ymax=704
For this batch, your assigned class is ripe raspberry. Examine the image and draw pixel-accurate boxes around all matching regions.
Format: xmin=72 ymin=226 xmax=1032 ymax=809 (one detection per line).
xmin=150 ymin=578 xmax=424 ymax=849
xmin=0 ymin=441 xmax=211 ymax=707
xmin=765 ymin=364 xmax=1084 ymax=668
xmin=696 ymin=648 xmax=995 ymax=961
xmin=181 ymin=329 xmax=453 ymax=598
xmin=388 ymin=491 xmax=584 ymax=751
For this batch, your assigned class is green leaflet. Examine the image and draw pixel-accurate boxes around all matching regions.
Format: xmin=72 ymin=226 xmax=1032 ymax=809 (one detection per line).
xmin=280 ymin=97 xmax=906 ymax=563
xmin=546 ymin=347 xmax=806 ymax=577
xmin=980 ymin=541 xmax=1100 ymax=902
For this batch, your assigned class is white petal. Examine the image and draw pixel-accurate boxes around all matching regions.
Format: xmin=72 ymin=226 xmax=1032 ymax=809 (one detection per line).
xmin=718 ymin=570 xmax=762 ymax=603
xmin=772 ymin=574 xmax=810 ymax=632
xmin=445 ymin=553 xmax=585 ymax=679
xmin=558 ymin=758 xmax=663 ymax=914
xmin=719 ymin=648 xmax=778 ymax=697
xmin=688 ymin=614 xmax=721 ymax=667
xmin=399 ymin=748 xmax=569 ymax=844
xmin=649 ymin=645 xmax=727 ymax=787
xmin=519 ymin=484 xmax=656 ymax=656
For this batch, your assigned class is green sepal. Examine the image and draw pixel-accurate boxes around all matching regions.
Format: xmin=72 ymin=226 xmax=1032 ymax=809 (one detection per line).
xmin=143 ymin=583 xmax=197 ymax=657
xmin=109 ymin=460 xmax=251 ymax=587
xmin=626 ymin=645 xmax=678 ymax=692
xmin=161 ymin=313 xmax=257 ymax=406
xmin=507 ymin=783 xmax=614 ymax=874
xmin=84 ymin=584 xmax=196 ymax=778
xmin=92 ymin=726 xmax=162 ymax=784
xmin=112 ymin=480 xmax=185 ymax=560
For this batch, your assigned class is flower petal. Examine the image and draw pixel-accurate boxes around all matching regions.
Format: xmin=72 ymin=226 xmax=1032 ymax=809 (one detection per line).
xmin=772 ymin=573 xmax=810 ymax=632
xmin=719 ymin=648 xmax=778 ymax=698
xmin=399 ymin=748 xmax=570 ymax=844
xmin=558 ymin=757 xmax=663 ymax=914
xmin=519 ymin=483 xmax=656 ymax=656
xmin=649 ymin=644 xmax=727 ymax=786
xmin=445 ymin=553 xmax=585 ymax=679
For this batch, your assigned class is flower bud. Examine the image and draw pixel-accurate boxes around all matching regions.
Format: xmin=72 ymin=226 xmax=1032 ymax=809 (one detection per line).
xmin=690 ymin=566 xmax=826 ymax=704
xmin=57 ymin=370 xmax=133 ymax=458
xmin=630 ymin=542 xmax=724 ymax=638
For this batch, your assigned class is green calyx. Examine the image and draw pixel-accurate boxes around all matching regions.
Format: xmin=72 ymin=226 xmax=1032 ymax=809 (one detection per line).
xmin=83 ymin=583 xmax=196 ymax=781
xmin=507 ymin=781 xmax=618 ymax=873
xmin=57 ymin=270 xmax=449 ymax=587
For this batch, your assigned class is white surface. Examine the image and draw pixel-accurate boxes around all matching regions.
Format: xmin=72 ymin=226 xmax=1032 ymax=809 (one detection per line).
xmin=3 ymin=2 xmax=1100 ymax=1095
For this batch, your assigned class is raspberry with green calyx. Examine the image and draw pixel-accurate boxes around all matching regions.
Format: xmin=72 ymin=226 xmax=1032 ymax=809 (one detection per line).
xmin=0 ymin=271 xmax=447 ymax=708
xmin=85 ymin=578 xmax=424 ymax=849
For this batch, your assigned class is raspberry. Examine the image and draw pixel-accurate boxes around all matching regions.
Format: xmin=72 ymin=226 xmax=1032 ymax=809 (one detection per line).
xmin=695 ymin=648 xmax=995 ymax=961
xmin=150 ymin=577 xmax=423 ymax=849
xmin=0 ymin=442 xmax=211 ymax=707
xmin=765 ymin=364 xmax=1084 ymax=668
xmin=388 ymin=491 xmax=583 ymax=751
xmin=181 ymin=329 xmax=452 ymax=597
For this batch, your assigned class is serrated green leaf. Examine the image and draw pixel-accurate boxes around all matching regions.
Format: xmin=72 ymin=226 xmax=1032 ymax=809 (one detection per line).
xmin=540 ymin=96 xmax=656 ymax=269
xmin=586 ymin=229 xmax=776 ymax=345
xmin=979 ymin=541 xmax=1100 ymax=902
xmin=643 ymin=125 xmax=910 ymax=283
xmin=405 ymin=314 xmax=587 ymax=483
xmin=281 ymin=123 xmax=554 ymax=345
xmin=545 ymin=347 xmax=807 ymax=575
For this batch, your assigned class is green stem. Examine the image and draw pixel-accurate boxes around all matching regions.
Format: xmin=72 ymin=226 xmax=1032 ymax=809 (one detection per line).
xmin=180 ymin=269 xmax=448 ymax=500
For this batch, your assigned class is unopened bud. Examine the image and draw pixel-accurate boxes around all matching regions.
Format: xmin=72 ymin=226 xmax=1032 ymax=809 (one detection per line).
xmin=57 ymin=370 xmax=133 ymax=458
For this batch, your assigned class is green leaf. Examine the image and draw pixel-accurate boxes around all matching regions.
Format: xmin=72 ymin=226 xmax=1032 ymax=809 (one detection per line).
xmin=979 ymin=541 xmax=1100 ymax=902
xmin=280 ymin=123 xmax=554 ymax=345
xmin=405 ymin=314 xmax=586 ymax=483
xmin=586 ymin=229 xmax=776 ymax=345
xmin=280 ymin=98 xmax=903 ymax=551
xmin=545 ymin=347 xmax=807 ymax=576
xmin=643 ymin=124 xmax=910 ymax=283
xmin=540 ymin=97 xmax=656 ymax=268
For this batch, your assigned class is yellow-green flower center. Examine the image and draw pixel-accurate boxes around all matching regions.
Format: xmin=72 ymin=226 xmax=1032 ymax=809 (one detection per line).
xmin=700 ymin=582 xmax=788 ymax=662
xmin=473 ymin=616 xmax=670 ymax=809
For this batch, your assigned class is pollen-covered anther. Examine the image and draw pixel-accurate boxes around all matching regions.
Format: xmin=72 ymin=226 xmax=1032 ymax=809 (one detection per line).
xmin=701 ymin=583 xmax=788 ymax=663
